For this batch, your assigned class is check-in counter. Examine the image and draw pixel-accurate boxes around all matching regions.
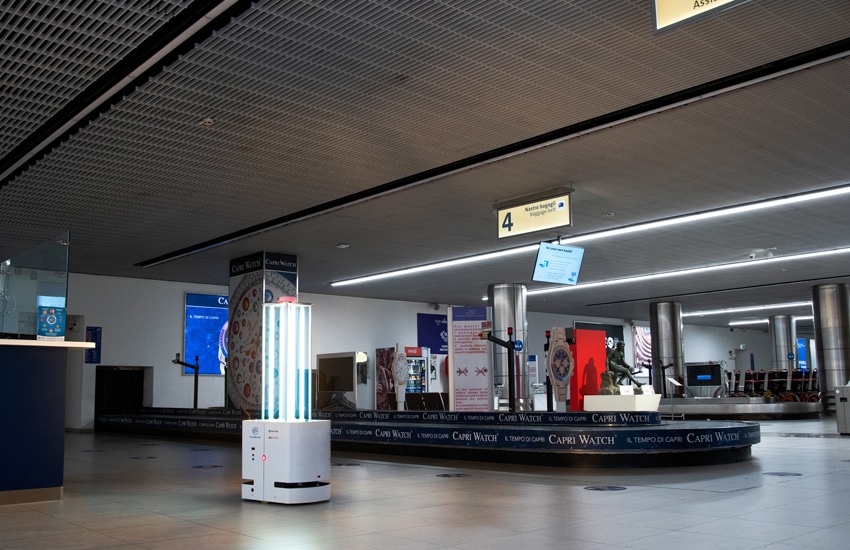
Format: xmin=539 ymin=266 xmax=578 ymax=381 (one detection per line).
xmin=0 ymin=339 xmax=95 ymax=505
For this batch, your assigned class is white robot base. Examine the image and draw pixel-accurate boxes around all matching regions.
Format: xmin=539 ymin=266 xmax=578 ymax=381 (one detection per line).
xmin=242 ymin=419 xmax=331 ymax=504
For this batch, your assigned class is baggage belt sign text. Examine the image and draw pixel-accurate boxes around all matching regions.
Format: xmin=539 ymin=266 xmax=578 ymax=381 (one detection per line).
xmin=497 ymin=194 xmax=570 ymax=239
xmin=654 ymin=0 xmax=743 ymax=31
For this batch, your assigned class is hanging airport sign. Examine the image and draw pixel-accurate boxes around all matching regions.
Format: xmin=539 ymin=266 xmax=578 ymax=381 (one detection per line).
xmin=497 ymin=193 xmax=571 ymax=239
xmin=653 ymin=0 xmax=745 ymax=32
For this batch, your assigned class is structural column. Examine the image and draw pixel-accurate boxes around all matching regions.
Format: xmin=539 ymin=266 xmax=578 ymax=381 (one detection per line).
xmin=768 ymin=315 xmax=796 ymax=392
xmin=650 ymin=301 xmax=684 ymax=397
xmin=488 ymin=283 xmax=529 ymax=411
xmin=812 ymin=284 xmax=850 ymax=414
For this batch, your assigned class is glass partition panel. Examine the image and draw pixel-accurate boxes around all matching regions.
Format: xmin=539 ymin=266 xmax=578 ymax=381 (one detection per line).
xmin=0 ymin=231 xmax=70 ymax=339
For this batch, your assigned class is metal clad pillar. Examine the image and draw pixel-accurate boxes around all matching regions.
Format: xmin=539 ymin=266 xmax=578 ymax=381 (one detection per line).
xmin=488 ymin=283 xmax=529 ymax=411
xmin=812 ymin=284 xmax=850 ymax=414
xmin=768 ymin=315 xmax=795 ymax=392
xmin=650 ymin=302 xmax=684 ymax=397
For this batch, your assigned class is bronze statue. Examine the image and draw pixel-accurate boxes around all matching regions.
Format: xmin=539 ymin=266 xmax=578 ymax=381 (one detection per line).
xmin=606 ymin=341 xmax=642 ymax=387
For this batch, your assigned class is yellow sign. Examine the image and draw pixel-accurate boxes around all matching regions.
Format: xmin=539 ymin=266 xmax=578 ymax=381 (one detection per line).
xmin=654 ymin=0 xmax=742 ymax=31
xmin=497 ymin=194 xmax=571 ymax=239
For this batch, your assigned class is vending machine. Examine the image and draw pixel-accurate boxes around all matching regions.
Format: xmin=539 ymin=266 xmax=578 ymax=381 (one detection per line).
xmin=404 ymin=346 xmax=430 ymax=393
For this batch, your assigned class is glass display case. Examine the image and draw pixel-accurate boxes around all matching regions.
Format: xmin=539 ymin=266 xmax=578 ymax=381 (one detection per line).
xmin=0 ymin=231 xmax=70 ymax=339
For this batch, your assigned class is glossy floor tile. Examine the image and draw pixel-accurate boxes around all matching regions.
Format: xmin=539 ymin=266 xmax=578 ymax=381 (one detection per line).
xmin=2 ymin=417 xmax=849 ymax=549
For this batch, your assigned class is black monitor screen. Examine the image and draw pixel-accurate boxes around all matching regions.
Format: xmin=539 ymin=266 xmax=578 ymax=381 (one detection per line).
xmin=317 ymin=356 xmax=355 ymax=392
xmin=686 ymin=363 xmax=722 ymax=386
xmin=531 ymin=242 xmax=584 ymax=285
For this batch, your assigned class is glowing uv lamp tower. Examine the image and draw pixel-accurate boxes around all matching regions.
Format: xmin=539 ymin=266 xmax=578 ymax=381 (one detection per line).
xmin=242 ymin=303 xmax=331 ymax=504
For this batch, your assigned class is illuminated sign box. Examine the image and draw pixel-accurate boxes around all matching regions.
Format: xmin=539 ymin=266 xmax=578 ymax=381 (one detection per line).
xmin=497 ymin=193 xmax=571 ymax=239
xmin=654 ymin=0 xmax=744 ymax=32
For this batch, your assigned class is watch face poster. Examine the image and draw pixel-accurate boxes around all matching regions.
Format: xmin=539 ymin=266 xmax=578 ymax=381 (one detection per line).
xmin=547 ymin=331 xmax=574 ymax=396
xmin=448 ymin=306 xmax=492 ymax=411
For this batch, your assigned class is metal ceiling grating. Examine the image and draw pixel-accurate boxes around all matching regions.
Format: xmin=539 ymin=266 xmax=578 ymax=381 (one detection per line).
xmin=0 ymin=0 xmax=190 ymax=158
xmin=1 ymin=0 xmax=850 ymax=326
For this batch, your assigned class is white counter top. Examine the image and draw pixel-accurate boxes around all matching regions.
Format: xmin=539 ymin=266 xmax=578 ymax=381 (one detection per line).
xmin=0 ymin=339 xmax=95 ymax=348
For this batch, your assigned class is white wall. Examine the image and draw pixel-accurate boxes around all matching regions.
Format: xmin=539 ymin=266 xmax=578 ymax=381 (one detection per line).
xmin=67 ymin=274 xmax=230 ymax=409
xmin=68 ymin=274 xmax=437 ymax=409
xmin=683 ymin=323 xmax=771 ymax=371
xmin=67 ymin=273 xmax=772 ymax=413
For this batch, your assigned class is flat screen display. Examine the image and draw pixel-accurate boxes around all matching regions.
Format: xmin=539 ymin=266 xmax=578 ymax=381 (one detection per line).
xmin=183 ymin=293 xmax=228 ymax=375
xmin=317 ymin=356 xmax=355 ymax=392
xmin=532 ymin=242 xmax=584 ymax=285
xmin=686 ymin=363 xmax=722 ymax=386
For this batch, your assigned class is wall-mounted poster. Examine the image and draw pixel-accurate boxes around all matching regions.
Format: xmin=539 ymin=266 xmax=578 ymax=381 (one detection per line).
xmin=375 ymin=347 xmax=396 ymax=410
xmin=633 ymin=326 xmax=652 ymax=368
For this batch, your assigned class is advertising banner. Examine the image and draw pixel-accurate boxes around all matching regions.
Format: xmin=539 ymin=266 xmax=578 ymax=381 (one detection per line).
xmin=375 ymin=347 xmax=396 ymax=410
xmin=227 ymin=252 xmax=298 ymax=411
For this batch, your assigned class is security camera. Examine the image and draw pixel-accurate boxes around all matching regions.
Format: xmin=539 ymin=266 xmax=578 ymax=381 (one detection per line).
xmin=748 ymin=252 xmax=756 ymax=260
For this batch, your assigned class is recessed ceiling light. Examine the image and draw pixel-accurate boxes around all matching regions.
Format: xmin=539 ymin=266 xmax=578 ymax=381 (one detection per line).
xmin=198 ymin=117 xmax=215 ymax=127
xmin=336 ymin=243 xmax=350 ymax=249
xmin=602 ymin=211 xmax=615 ymax=217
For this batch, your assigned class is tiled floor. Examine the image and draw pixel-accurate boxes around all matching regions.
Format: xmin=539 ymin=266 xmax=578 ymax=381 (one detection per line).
xmin=2 ymin=417 xmax=850 ymax=549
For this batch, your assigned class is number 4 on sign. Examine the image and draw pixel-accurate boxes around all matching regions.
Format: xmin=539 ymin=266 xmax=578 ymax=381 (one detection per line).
xmin=501 ymin=212 xmax=513 ymax=232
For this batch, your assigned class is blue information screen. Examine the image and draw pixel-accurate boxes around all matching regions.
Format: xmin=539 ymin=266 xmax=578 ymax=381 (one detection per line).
xmin=184 ymin=293 xmax=229 ymax=375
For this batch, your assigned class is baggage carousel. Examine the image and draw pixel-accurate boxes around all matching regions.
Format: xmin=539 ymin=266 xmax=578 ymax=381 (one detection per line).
xmin=96 ymin=408 xmax=761 ymax=468
xmin=318 ymin=409 xmax=759 ymax=468
xmin=657 ymin=397 xmax=822 ymax=420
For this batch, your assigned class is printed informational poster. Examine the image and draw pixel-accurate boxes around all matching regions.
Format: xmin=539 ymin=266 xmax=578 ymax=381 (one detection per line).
xmin=85 ymin=326 xmax=102 ymax=364
xmin=36 ymin=295 xmax=66 ymax=340
xmin=449 ymin=306 xmax=492 ymax=411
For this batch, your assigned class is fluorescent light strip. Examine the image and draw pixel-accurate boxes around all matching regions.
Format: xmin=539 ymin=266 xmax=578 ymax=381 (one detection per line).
xmin=561 ymin=185 xmax=850 ymax=245
xmin=684 ymin=301 xmax=812 ymax=317
xmin=728 ymin=315 xmax=814 ymax=326
xmin=527 ymin=248 xmax=850 ymax=297
xmin=331 ymin=184 xmax=850 ymax=287
xmin=331 ymin=244 xmax=539 ymax=286
xmin=728 ymin=319 xmax=769 ymax=326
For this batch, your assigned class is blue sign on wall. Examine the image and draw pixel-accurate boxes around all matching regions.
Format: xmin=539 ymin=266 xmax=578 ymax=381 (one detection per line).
xmin=85 ymin=326 xmax=102 ymax=364
xmin=417 ymin=313 xmax=448 ymax=354
xmin=797 ymin=338 xmax=808 ymax=371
